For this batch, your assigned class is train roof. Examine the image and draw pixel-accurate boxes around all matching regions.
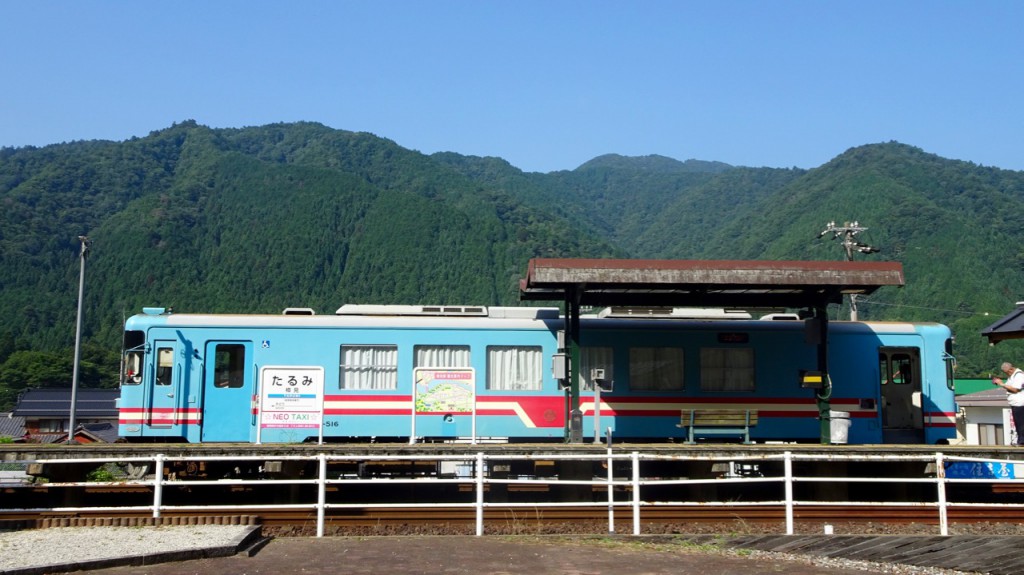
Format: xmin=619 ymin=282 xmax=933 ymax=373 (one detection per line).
xmin=125 ymin=305 xmax=947 ymax=337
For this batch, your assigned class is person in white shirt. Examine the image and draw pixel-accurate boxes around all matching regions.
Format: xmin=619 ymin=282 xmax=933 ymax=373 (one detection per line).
xmin=992 ymin=362 xmax=1024 ymax=445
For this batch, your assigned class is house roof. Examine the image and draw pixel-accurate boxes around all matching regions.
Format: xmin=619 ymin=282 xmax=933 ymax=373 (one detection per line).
xmin=78 ymin=422 xmax=119 ymax=443
xmin=955 ymin=387 xmax=1008 ymax=407
xmin=21 ymin=422 xmax=121 ymax=444
xmin=981 ymin=303 xmax=1024 ymax=344
xmin=11 ymin=388 xmax=119 ymax=418
xmin=0 ymin=412 xmax=26 ymax=438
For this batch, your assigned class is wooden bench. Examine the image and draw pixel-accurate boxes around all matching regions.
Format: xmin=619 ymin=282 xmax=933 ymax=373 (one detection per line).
xmin=677 ymin=408 xmax=758 ymax=444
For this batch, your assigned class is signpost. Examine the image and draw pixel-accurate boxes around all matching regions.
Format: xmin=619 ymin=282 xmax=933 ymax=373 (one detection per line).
xmin=257 ymin=366 xmax=325 ymax=444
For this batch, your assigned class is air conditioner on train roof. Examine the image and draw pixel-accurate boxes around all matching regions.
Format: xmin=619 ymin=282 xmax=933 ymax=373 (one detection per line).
xmin=759 ymin=313 xmax=801 ymax=321
xmin=334 ymin=304 xmax=488 ymax=316
xmin=596 ymin=307 xmax=753 ymax=319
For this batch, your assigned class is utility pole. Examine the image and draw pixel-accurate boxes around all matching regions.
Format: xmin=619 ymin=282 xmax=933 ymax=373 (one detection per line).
xmin=818 ymin=221 xmax=879 ymax=320
xmin=68 ymin=235 xmax=90 ymax=444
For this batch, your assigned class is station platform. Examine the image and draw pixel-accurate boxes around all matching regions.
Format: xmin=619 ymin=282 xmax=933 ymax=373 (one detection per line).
xmin=3 ymin=528 xmax=1022 ymax=575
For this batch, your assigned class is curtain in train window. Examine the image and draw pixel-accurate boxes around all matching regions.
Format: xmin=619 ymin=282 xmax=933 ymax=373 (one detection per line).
xmin=629 ymin=347 xmax=684 ymax=391
xmin=700 ymin=347 xmax=755 ymax=392
xmin=414 ymin=345 xmax=470 ymax=368
xmin=487 ymin=346 xmax=542 ymax=390
xmin=339 ymin=345 xmax=398 ymax=390
xmin=156 ymin=347 xmax=174 ymax=386
xmin=581 ymin=347 xmax=614 ymax=391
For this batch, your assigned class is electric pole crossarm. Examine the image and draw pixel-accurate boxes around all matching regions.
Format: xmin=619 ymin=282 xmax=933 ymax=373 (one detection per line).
xmin=818 ymin=221 xmax=879 ymax=321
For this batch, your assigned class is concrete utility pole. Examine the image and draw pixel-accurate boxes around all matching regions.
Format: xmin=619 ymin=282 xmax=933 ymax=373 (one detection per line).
xmin=818 ymin=221 xmax=879 ymax=320
xmin=68 ymin=235 xmax=90 ymax=444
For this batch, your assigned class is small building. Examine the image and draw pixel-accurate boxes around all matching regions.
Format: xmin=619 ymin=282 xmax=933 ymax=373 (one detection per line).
xmin=11 ymin=388 xmax=119 ymax=442
xmin=956 ymin=388 xmax=1014 ymax=446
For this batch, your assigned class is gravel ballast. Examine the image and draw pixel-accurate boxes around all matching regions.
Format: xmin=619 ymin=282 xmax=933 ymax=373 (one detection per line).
xmin=0 ymin=525 xmax=258 ymax=574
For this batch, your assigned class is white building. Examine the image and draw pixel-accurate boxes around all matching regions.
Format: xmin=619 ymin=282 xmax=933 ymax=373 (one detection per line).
xmin=956 ymin=388 xmax=1015 ymax=446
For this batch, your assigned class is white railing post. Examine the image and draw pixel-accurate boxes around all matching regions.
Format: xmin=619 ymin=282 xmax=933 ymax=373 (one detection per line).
xmin=935 ymin=452 xmax=948 ymax=536
xmin=632 ymin=451 xmax=641 ymax=535
xmin=607 ymin=447 xmax=615 ymax=533
xmin=784 ymin=451 xmax=794 ymax=535
xmin=317 ymin=453 xmax=327 ymax=538
xmin=476 ymin=452 xmax=485 ymax=536
xmin=152 ymin=454 xmax=164 ymax=518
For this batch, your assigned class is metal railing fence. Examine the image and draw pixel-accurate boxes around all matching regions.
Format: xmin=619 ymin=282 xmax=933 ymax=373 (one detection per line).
xmin=3 ymin=450 xmax=1023 ymax=537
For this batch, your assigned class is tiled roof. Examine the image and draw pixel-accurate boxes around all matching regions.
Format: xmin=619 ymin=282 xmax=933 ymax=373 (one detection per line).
xmin=78 ymin=422 xmax=119 ymax=443
xmin=955 ymin=387 xmax=1008 ymax=407
xmin=0 ymin=412 xmax=26 ymax=438
xmin=982 ymin=304 xmax=1024 ymax=344
xmin=24 ymin=433 xmax=66 ymax=444
xmin=11 ymin=388 xmax=119 ymax=418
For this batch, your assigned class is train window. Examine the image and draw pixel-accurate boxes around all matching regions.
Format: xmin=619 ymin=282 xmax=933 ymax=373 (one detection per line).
xmin=581 ymin=347 xmax=613 ymax=391
xmin=155 ymin=347 xmax=174 ymax=386
xmin=892 ymin=353 xmax=913 ymax=385
xmin=880 ymin=349 xmax=917 ymax=387
xmin=123 ymin=350 xmax=143 ymax=385
xmin=700 ymin=348 xmax=755 ymax=392
xmin=414 ymin=345 xmax=470 ymax=368
xmin=628 ymin=347 xmax=684 ymax=391
xmin=212 ymin=344 xmax=245 ymax=388
xmin=339 ymin=345 xmax=398 ymax=390
xmin=486 ymin=346 xmax=542 ymax=391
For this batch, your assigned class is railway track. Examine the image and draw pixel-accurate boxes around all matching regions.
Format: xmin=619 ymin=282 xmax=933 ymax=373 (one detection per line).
xmin=5 ymin=504 xmax=1024 ymax=535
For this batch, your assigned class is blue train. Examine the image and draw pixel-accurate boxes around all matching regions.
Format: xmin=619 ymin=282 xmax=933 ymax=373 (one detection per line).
xmin=117 ymin=305 xmax=958 ymax=444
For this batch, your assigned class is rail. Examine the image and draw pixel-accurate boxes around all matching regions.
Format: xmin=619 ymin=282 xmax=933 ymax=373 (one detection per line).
xmin=3 ymin=450 xmax=1024 ymax=537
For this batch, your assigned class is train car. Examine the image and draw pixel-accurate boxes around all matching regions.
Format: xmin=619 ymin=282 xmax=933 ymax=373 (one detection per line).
xmin=116 ymin=305 xmax=957 ymax=444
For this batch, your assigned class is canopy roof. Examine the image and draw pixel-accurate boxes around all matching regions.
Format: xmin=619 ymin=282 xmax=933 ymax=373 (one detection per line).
xmin=519 ymin=258 xmax=904 ymax=309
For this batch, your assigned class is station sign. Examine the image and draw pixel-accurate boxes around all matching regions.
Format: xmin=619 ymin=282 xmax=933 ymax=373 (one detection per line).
xmin=945 ymin=460 xmax=1022 ymax=479
xmin=258 ymin=365 xmax=325 ymax=429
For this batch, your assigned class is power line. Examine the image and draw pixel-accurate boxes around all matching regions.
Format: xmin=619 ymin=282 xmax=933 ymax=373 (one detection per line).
xmin=858 ymin=298 xmax=1002 ymax=318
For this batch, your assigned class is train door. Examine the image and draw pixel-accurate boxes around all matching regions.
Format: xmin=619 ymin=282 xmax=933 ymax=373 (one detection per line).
xmin=146 ymin=341 xmax=179 ymax=429
xmin=879 ymin=347 xmax=923 ymax=442
xmin=201 ymin=341 xmax=256 ymax=442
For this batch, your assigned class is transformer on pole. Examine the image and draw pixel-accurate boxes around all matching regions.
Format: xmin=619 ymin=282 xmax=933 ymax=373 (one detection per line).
xmin=818 ymin=221 xmax=879 ymax=320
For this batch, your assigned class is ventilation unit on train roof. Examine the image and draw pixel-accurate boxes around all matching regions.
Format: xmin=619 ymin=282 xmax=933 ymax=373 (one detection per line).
xmin=596 ymin=307 xmax=753 ymax=319
xmin=486 ymin=307 xmax=560 ymax=319
xmin=283 ymin=308 xmax=316 ymax=315
xmin=334 ymin=304 xmax=489 ymax=316
xmin=759 ymin=313 xmax=801 ymax=321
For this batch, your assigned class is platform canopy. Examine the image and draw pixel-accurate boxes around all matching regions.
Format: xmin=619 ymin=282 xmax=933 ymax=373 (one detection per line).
xmin=981 ymin=303 xmax=1024 ymax=344
xmin=519 ymin=258 xmax=904 ymax=310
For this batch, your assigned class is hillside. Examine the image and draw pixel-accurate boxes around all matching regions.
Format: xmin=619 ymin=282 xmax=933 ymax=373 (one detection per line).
xmin=2 ymin=122 xmax=1023 ymax=406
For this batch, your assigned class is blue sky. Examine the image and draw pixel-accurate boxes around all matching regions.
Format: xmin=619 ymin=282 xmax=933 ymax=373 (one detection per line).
xmin=2 ymin=1 xmax=1022 ymax=173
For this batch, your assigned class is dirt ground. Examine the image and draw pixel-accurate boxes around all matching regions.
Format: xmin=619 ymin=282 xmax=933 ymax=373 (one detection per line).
xmin=61 ymin=535 xmax=921 ymax=575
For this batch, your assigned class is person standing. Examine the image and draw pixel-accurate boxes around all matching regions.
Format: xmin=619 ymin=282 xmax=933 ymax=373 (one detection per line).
xmin=992 ymin=362 xmax=1024 ymax=445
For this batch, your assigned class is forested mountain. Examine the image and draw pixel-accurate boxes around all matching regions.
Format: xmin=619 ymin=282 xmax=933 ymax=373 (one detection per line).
xmin=2 ymin=121 xmax=1023 ymax=407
